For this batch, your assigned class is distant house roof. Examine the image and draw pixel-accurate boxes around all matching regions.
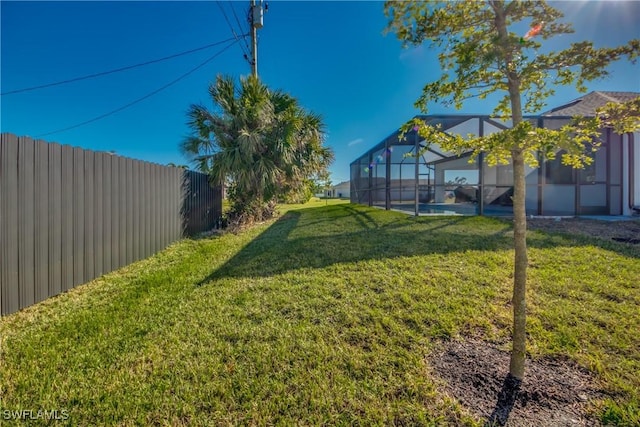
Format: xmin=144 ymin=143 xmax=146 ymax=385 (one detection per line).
xmin=541 ymin=91 xmax=640 ymax=117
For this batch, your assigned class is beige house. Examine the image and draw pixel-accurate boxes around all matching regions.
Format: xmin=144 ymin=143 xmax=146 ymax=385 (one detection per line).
xmin=325 ymin=181 xmax=350 ymax=199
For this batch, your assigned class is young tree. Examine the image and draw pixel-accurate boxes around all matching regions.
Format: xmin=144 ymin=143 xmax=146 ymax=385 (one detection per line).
xmin=182 ymin=75 xmax=334 ymax=227
xmin=385 ymin=0 xmax=638 ymax=382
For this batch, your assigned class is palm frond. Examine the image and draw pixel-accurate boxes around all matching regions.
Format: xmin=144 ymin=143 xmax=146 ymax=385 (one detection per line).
xmin=185 ymin=74 xmax=333 ymax=224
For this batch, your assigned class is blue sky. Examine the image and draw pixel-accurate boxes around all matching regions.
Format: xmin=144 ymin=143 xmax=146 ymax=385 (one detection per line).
xmin=1 ymin=1 xmax=639 ymax=184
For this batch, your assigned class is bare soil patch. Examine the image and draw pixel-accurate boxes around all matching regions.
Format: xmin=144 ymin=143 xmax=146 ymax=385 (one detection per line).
xmin=430 ymin=339 xmax=606 ymax=426
xmin=526 ymin=218 xmax=640 ymax=245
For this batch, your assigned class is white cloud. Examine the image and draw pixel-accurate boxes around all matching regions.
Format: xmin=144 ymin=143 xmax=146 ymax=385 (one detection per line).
xmin=347 ymin=138 xmax=364 ymax=147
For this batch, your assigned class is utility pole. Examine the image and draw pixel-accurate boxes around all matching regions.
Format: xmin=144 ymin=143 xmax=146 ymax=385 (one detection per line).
xmin=250 ymin=0 xmax=264 ymax=78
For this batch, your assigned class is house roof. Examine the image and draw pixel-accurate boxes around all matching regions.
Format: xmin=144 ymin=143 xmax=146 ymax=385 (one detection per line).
xmin=541 ymin=91 xmax=640 ymax=117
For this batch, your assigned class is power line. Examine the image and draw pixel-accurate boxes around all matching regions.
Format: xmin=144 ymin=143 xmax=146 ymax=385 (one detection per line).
xmin=216 ymin=1 xmax=252 ymax=65
xmin=35 ymin=39 xmax=241 ymax=138
xmin=229 ymin=1 xmax=252 ymax=55
xmin=1 ymin=37 xmax=238 ymax=96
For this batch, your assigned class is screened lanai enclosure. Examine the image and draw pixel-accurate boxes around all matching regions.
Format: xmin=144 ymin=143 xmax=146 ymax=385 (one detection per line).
xmin=350 ymin=114 xmax=634 ymax=217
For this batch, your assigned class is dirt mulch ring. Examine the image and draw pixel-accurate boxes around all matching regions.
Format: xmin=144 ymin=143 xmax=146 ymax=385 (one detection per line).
xmin=429 ymin=339 xmax=607 ymax=426
xmin=525 ymin=218 xmax=640 ymax=245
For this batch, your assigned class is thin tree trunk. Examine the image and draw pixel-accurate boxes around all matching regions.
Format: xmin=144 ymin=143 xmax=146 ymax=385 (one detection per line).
xmin=510 ymin=149 xmax=528 ymax=380
xmin=491 ymin=0 xmax=528 ymax=381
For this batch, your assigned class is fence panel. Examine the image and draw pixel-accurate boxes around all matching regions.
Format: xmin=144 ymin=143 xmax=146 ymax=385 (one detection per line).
xmin=111 ymin=154 xmax=121 ymax=271
xmin=1 ymin=134 xmax=20 ymax=314
xmin=48 ymin=142 xmax=62 ymax=297
xmin=94 ymin=152 xmax=104 ymax=277
xmin=182 ymin=171 xmax=192 ymax=235
xmin=133 ymin=159 xmax=141 ymax=263
xmin=101 ymin=153 xmax=114 ymax=273
xmin=151 ymin=164 xmax=159 ymax=254
xmin=0 ymin=134 xmax=221 ymax=316
xmin=166 ymin=168 xmax=172 ymax=245
xmin=157 ymin=164 xmax=165 ymax=251
xmin=61 ymin=145 xmax=74 ymax=292
xmin=73 ymin=147 xmax=85 ymax=288
xmin=18 ymin=136 xmax=36 ymax=309
xmin=127 ymin=158 xmax=135 ymax=265
xmin=157 ymin=164 xmax=164 ymax=251
xmin=143 ymin=162 xmax=151 ymax=258
xmin=34 ymin=140 xmax=49 ymax=303
xmin=83 ymin=150 xmax=95 ymax=283
xmin=117 ymin=155 xmax=127 ymax=270
xmin=102 ymin=153 xmax=112 ymax=272
xmin=158 ymin=165 xmax=164 ymax=249
xmin=173 ymin=168 xmax=180 ymax=241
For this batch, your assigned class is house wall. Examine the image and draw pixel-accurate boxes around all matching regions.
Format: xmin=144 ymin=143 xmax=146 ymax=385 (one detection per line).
xmin=623 ymin=133 xmax=630 ymax=215
xmin=609 ymin=133 xmax=623 ymax=215
xmin=332 ymin=182 xmax=350 ymax=198
xmin=634 ymin=132 xmax=640 ymax=210
xmin=623 ymin=131 xmax=640 ymax=213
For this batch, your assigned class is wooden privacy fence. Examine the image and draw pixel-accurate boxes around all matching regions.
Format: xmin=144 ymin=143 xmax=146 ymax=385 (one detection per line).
xmin=0 ymin=133 xmax=222 ymax=316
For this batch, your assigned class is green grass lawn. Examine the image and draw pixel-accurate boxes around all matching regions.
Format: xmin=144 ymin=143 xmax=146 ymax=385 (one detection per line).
xmin=1 ymin=201 xmax=638 ymax=425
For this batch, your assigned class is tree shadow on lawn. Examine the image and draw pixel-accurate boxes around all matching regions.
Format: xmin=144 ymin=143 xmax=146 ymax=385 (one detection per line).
xmin=282 ymin=204 xmax=383 ymax=231
xmin=431 ymin=339 xmax=606 ymax=427
xmin=485 ymin=374 xmax=521 ymax=426
xmin=196 ymin=204 xmax=637 ymax=286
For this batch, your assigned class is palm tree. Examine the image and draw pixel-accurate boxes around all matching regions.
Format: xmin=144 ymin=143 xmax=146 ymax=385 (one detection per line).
xmin=182 ymin=75 xmax=333 ymax=226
